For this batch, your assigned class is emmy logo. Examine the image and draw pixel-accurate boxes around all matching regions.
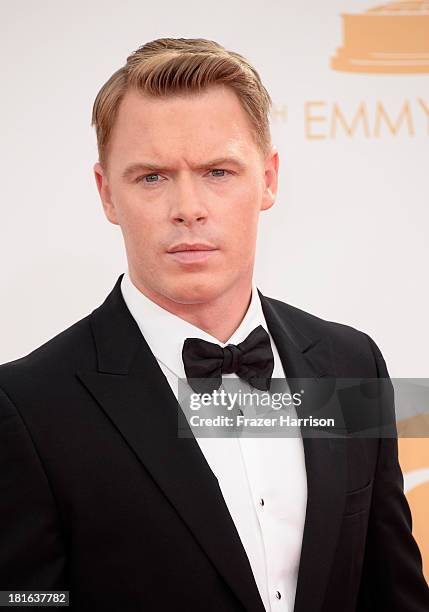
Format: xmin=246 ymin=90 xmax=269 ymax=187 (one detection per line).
xmin=331 ymin=1 xmax=429 ymax=73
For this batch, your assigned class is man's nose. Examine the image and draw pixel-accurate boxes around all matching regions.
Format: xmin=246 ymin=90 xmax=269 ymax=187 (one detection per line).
xmin=169 ymin=177 xmax=208 ymax=226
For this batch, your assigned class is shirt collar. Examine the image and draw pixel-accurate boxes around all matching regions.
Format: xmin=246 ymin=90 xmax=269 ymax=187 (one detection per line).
xmin=120 ymin=270 xmax=268 ymax=379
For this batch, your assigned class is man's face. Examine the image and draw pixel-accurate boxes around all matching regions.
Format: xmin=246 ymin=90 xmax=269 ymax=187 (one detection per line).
xmin=94 ymin=84 xmax=278 ymax=305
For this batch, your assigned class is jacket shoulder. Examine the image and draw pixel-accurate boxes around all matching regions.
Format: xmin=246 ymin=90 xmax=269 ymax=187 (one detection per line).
xmin=0 ymin=314 xmax=95 ymax=389
xmin=263 ymin=295 xmax=381 ymax=371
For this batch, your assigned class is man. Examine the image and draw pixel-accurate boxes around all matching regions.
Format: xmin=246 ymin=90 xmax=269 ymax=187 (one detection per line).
xmin=0 ymin=38 xmax=428 ymax=612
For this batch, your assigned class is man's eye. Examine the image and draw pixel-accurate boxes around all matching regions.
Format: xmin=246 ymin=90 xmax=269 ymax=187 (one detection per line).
xmin=136 ymin=174 xmax=160 ymax=183
xmin=210 ymin=169 xmax=228 ymax=177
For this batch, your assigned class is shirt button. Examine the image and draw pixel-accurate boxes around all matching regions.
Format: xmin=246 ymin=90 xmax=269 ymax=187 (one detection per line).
xmin=275 ymin=591 xmax=281 ymax=600
xmin=259 ymin=498 xmax=264 ymax=507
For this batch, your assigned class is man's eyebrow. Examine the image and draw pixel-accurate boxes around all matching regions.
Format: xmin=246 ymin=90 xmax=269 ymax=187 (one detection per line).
xmin=121 ymin=156 xmax=246 ymax=180
xmin=121 ymin=162 xmax=163 ymax=181
xmin=196 ymin=156 xmax=247 ymax=170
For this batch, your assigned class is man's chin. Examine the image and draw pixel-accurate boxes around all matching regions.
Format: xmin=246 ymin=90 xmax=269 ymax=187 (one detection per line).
xmin=164 ymin=275 xmax=228 ymax=305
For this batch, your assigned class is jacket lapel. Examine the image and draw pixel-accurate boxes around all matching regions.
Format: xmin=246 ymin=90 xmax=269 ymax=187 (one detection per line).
xmin=259 ymin=292 xmax=347 ymax=612
xmin=76 ymin=274 xmax=266 ymax=612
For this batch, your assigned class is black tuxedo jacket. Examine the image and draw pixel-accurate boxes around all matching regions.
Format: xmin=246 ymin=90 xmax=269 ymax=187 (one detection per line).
xmin=1 ymin=274 xmax=428 ymax=612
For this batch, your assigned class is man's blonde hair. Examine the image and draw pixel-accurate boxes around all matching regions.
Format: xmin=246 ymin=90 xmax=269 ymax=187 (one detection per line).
xmin=91 ymin=38 xmax=273 ymax=168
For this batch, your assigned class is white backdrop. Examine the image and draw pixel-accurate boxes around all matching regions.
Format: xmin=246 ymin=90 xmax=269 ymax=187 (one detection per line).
xmin=1 ymin=0 xmax=428 ymax=377
xmin=1 ymin=0 xmax=429 ymax=581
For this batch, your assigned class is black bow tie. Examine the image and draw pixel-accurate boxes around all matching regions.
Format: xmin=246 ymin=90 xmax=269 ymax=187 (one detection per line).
xmin=182 ymin=325 xmax=274 ymax=394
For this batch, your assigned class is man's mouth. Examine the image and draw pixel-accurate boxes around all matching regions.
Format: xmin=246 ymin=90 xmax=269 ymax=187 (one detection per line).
xmin=167 ymin=243 xmax=217 ymax=253
xmin=166 ymin=243 xmax=219 ymax=264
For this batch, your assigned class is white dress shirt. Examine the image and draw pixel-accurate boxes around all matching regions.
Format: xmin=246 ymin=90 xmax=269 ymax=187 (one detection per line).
xmin=121 ymin=270 xmax=307 ymax=612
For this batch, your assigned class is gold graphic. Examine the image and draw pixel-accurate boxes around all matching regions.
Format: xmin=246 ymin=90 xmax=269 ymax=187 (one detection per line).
xmin=399 ymin=438 xmax=429 ymax=581
xmin=331 ymin=1 xmax=429 ymax=73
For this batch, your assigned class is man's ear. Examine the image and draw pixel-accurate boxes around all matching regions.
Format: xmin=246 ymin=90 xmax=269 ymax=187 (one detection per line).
xmin=93 ymin=162 xmax=119 ymax=225
xmin=260 ymin=145 xmax=279 ymax=212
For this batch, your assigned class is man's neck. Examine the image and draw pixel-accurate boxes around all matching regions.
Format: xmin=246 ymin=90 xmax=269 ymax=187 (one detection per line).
xmin=128 ymin=273 xmax=253 ymax=344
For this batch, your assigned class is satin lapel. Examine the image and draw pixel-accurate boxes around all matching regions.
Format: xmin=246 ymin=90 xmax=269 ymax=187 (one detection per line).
xmin=76 ymin=275 xmax=265 ymax=612
xmin=259 ymin=292 xmax=347 ymax=612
